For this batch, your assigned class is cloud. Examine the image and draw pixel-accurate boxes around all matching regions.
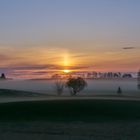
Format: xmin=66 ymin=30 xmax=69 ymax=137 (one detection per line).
xmin=0 ymin=54 xmax=11 ymax=60
xmin=0 ymin=64 xmax=92 ymax=78
xmin=72 ymin=54 xmax=90 ymax=58
xmin=24 ymin=65 xmax=89 ymax=71
xmin=0 ymin=64 xmax=90 ymax=72
xmin=123 ymin=47 xmax=135 ymax=50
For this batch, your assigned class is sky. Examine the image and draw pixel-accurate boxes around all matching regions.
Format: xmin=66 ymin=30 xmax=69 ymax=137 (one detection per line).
xmin=0 ymin=0 xmax=140 ymax=78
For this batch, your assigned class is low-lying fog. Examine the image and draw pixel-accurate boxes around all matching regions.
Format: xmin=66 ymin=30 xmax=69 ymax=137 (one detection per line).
xmin=0 ymin=79 xmax=139 ymax=96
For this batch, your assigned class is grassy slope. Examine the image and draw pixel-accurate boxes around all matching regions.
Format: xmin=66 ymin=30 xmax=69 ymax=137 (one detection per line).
xmin=0 ymin=99 xmax=140 ymax=122
xmin=0 ymin=89 xmax=40 ymax=97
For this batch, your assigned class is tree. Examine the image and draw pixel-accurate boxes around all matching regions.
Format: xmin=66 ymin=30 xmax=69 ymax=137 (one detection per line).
xmin=117 ymin=86 xmax=122 ymax=95
xmin=66 ymin=77 xmax=87 ymax=96
xmin=0 ymin=73 xmax=6 ymax=79
xmin=55 ymin=79 xmax=65 ymax=95
xmin=138 ymin=70 xmax=140 ymax=90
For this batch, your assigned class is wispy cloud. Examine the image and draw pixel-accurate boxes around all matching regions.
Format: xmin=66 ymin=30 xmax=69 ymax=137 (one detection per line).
xmin=0 ymin=41 xmax=139 ymax=78
xmin=123 ymin=47 xmax=135 ymax=50
xmin=0 ymin=64 xmax=90 ymax=72
xmin=0 ymin=54 xmax=10 ymax=60
xmin=0 ymin=64 xmax=91 ymax=78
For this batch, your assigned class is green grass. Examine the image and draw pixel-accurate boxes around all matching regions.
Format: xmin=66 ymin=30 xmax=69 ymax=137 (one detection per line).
xmin=0 ymin=99 xmax=140 ymax=122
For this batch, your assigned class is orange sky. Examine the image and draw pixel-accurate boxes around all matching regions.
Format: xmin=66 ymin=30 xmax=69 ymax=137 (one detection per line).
xmin=0 ymin=1 xmax=140 ymax=78
xmin=0 ymin=40 xmax=139 ymax=75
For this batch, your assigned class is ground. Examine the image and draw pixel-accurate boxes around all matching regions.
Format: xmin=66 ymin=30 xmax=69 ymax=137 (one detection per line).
xmin=0 ymin=99 xmax=140 ymax=139
xmin=0 ymin=121 xmax=140 ymax=140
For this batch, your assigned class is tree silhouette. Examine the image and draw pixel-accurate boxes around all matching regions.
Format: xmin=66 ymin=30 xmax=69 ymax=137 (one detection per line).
xmin=0 ymin=73 xmax=6 ymax=79
xmin=138 ymin=70 xmax=140 ymax=90
xmin=117 ymin=86 xmax=122 ymax=95
xmin=55 ymin=79 xmax=65 ymax=96
xmin=66 ymin=77 xmax=87 ymax=96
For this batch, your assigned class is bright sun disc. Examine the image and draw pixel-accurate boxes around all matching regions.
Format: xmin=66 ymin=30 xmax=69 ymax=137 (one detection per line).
xmin=63 ymin=69 xmax=71 ymax=73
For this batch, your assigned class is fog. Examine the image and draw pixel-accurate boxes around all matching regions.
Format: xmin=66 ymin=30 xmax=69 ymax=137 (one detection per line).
xmin=0 ymin=79 xmax=139 ymax=96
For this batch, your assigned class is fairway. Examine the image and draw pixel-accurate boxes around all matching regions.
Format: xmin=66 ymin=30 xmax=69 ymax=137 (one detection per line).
xmin=0 ymin=99 xmax=140 ymax=122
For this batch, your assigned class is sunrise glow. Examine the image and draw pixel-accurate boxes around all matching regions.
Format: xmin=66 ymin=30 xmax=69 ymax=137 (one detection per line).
xmin=0 ymin=0 xmax=139 ymax=79
xmin=63 ymin=69 xmax=71 ymax=73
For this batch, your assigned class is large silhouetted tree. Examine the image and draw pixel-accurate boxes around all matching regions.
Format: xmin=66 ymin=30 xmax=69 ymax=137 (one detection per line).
xmin=66 ymin=77 xmax=87 ymax=96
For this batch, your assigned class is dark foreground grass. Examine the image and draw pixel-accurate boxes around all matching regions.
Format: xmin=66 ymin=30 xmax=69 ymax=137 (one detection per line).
xmin=0 ymin=89 xmax=40 ymax=96
xmin=0 ymin=99 xmax=140 ymax=122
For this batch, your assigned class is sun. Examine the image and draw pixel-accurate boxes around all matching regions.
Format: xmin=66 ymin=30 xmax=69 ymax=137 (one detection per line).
xmin=63 ymin=69 xmax=71 ymax=73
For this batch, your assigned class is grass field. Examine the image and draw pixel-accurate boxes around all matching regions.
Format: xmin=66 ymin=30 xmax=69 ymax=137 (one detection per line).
xmin=0 ymin=99 xmax=140 ymax=122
